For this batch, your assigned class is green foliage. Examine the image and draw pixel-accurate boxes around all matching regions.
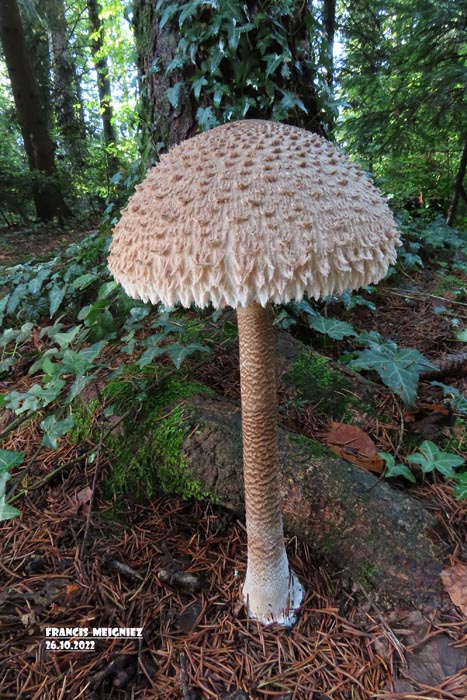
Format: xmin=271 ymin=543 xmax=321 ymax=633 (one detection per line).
xmin=0 ymin=231 xmax=216 ymax=515
xmin=380 ymin=441 xmax=465 ymax=494
xmin=452 ymin=472 xmax=467 ymax=501
xmin=431 ymin=382 xmax=467 ymax=415
xmin=347 ymin=335 xmax=437 ymax=407
xmin=0 ymin=449 xmax=23 ymax=520
xmin=145 ymin=0 xmax=333 ymax=153
xmin=379 ymin=452 xmax=417 ymax=483
xmin=337 ymin=0 xmax=467 ymax=222
xmin=406 ymin=440 xmax=464 ymax=478
xmin=309 ymin=316 xmax=357 ymax=340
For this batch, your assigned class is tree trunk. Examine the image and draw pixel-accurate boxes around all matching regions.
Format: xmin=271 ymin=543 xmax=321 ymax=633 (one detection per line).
xmin=132 ymin=0 xmax=326 ymax=165
xmin=45 ymin=0 xmax=87 ymax=168
xmin=132 ymin=0 xmax=198 ymax=162
xmin=0 ymin=0 xmax=70 ymax=221
xmin=322 ymin=0 xmax=336 ymax=88
xmin=87 ymin=0 xmax=119 ymax=177
xmin=446 ymin=136 xmax=467 ymax=226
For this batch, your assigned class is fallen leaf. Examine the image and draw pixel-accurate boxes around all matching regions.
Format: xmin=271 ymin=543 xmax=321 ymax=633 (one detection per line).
xmin=73 ymin=486 xmax=93 ymax=512
xmin=326 ymin=422 xmax=384 ymax=473
xmin=20 ymin=610 xmax=36 ymax=626
xmin=441 ymin=561 xmax=467 ymax=616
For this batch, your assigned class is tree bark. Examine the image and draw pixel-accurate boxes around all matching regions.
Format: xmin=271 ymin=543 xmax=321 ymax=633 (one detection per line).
xmin=174 ymin=393 xmax=443 ymax=609
xmin=0 ymin=0 xmax=70 ymax=221
xmin=45 ymin=0 xmax=87 ymax=168
xmin=87 ymin=0 xmax=119 ymax=177
xmin=132 ymin=0 xmax=198 ymax=162
xmin=322 ymin=0 xmax=336 ymax=89
xmin=446 ymin=136 xmax=467 ymax=226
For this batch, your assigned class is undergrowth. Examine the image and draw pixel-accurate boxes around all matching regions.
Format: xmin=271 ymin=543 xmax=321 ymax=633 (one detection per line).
xmin=1 ymin=211 xmax=467 ymax=520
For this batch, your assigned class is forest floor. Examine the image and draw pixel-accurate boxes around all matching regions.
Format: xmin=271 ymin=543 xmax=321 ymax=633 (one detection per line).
xmin=0 ymin=221 xmax=96 ymax=267
xmin=0 ymin=224 xmax=467 ymax=700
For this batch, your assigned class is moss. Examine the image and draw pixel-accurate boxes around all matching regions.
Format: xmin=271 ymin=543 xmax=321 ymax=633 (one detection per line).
xmin=359 ymin=562 xmax=380 ymax=592
xmin=284 ymin=350 xmax=370 ymax=421
xmin=69 ymin=398 xmax=100 ymax=443
xmin=104 ymin=373 xmax=215 ymax=501
xmin=288 ymin=432 xmax=331 ymax=458
xmin=320 ymin=532 xmax=337 ymax=555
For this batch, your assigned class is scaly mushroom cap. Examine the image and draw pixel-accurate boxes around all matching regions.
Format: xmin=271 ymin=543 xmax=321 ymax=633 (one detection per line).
xmin=108 ymin=120 xmax=400 ymax=308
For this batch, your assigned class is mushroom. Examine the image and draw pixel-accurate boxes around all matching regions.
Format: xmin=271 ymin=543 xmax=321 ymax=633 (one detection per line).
xmin=108 ymin=119 xmax=400 ymax=626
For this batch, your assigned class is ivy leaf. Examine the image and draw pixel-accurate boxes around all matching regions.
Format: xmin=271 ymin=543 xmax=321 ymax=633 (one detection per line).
xmin=167 ymin=81 xmax=184 ymax=109
xmin=191 ymin=75 xmax=209 ymax=100
xmin=348 ymin=342 xmax=437 ymax=406
xmin=407 ymin=440 xmax=464 ymax=477
xmin=379 ymin=452 xmax=416 ymax=483
xmin=265 ymin=51 xmax=289 ymax=77
xmin=179 ymin=0 xmax=202 ymax=28
xmin=7 ymin=283 xmax=27 ymax=315
xmin=72 ymin=273 xmax=98 ymax=290
xmin=159 ymin=3 xmax=179 ymax=30
xmin=166 ymin=342 xmax=209 ymax=369
xmin=68 ymin=373 xmax=94 ymax=403
xmin=40 ymin=415 xmax=75 ymax=450
xmin=54 ymin=325 xmax=82 ymax=349
xmin=137 ymin=345 xmax=166 ymax=368
xmin=0 ymin=449 xmax=25 ymax=470
xmin=4 ymin=379 xmax=65 ymax=414
xmin=196 ymin=106 xmax=219 ymax=131
xmin=452 ymin=472 xmax=467 ymax=500
xmin=0 ymin=323 xmax=34 ymax=348
xmin=0 ymin=450 xmax=23 ymax=521
xmin=0 ymin=294 xmax=9 ymax=325
xmin=61 ymin=341 xmax=106 ymax=375
xmin=310 ymin=316 xmax=357 ymax=340
xmin=97 ymin=280 xmax=119 ymax=300
xmin=431 ymin=382 xmax=467 ymax=414
xmin=49 ymin=284 xmax=66 ymax=317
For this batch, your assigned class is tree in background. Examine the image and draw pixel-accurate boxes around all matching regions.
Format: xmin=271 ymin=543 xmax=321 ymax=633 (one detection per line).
xmin=44 ymin=0 xmax=88 ymax=170
xmin=132 ymin=0 xmax=333 ymax=163
xmin=0 ymin=0 xmax=70 ymax=221
xmin=338 ymin=0 xmax=467 ymax=224
xmin=87 ymin=0 xmax=119 ymax=178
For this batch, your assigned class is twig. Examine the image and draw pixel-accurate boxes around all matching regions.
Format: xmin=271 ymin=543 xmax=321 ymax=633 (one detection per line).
xmin=158 ymin=568 xmax=201 ymax=593
xmin=79 ymin=411 xmax=106 ymax=557
xmin=101 ymin=555 xmax=144 ymax=582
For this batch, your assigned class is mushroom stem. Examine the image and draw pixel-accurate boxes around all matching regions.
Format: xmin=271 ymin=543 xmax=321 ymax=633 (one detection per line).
xmin=237 ymin=302 xmax=303 ymax=625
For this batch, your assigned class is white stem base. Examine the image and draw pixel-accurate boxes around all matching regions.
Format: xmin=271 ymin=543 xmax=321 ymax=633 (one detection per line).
xmin=243 ymin=550 xmax=304 ymax=627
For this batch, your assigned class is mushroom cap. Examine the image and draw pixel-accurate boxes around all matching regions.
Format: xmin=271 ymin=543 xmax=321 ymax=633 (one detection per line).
xmin=108 ymin=120 xmax=400 ymax=308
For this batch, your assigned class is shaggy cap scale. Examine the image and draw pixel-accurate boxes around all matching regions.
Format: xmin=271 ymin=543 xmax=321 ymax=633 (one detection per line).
xmin=108 ymin=120 xmax=400 ymax=308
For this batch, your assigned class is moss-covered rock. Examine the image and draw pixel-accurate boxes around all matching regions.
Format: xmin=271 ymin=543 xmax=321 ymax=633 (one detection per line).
xmin=101 ymin=366 xmax=215 ymax=500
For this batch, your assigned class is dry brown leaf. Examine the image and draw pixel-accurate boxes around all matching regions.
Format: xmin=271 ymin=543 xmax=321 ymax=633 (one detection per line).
xmin=326 ymin=422 xmax=384 ymax=473
xmin=73 ymin=486 xmax=93 ymax=513
xmin=441 ymin=561 xmax=467 ymax=616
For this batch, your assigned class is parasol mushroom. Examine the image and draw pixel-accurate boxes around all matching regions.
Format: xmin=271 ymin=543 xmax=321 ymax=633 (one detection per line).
xmin=108 ymin=119 xmax=400 ymax=626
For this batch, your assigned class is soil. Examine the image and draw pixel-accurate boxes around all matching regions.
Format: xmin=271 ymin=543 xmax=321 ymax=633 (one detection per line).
xmin=1 ymin=227 xmax=467 ymax=699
